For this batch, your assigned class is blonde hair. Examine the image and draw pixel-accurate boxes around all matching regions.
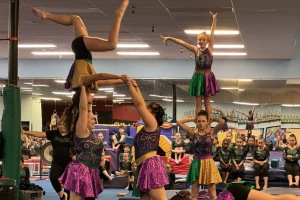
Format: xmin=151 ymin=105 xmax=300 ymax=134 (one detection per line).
xmin=197 ymin=32 xmax=210 ymax=42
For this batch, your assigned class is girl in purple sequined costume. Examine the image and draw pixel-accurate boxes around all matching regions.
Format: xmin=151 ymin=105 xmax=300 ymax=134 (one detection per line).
xmin=123 ymin=76 xmax=168 ymax=200
xmin=235 ymin=107 xmax=255 ymax=139
xmin=60 ymin=86 xmax=104 ymax=199
xmin=161 ymin=12 xmax=219 ymax=119
xmin=177 ymin=110 xmax=224 ymax=200
xmin=32 ymin=1 xmax=129 ymax=93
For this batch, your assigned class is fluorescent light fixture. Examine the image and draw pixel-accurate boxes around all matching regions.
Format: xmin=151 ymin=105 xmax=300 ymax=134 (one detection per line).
xmin=52 ymin=91 xmax=74 ymax=95
xmin=117 ymin=52 xmax=160 ymax=56
xmin=31 ymin=52 xmax=74 ymax=55
xmin=23 ymin=82 xmax=33 ymax=85
xmin=21 ymin=87 xmax=32 ymax=90
xmin=19 ymin=44 xmax=57 ymax=48
xmin=282 ymin=104 xmax=300 ymax=107
xmin=104 ymin=90 xmax=114 ymax=93
xmin=116 ymin=97 xmax=132 ymax=100
xmin=113 ymin=99 xmax=125 ymax=102
xmin=184 ymin=30 xmax=239 ymax=35
xmin=117 ymin=44 xmax=149 ymax=48
xmin=238 ymin=79 xmax=252 ymax=82
xmin=32 ymin=84 xmax=49 ymax=87
xmin=54 ymin=80 xmax=66 ymax=83
xmin=98 ymin=88 xmax=114 ymax=91
xmin=22 ymin=89 xmax=32 ymax=92
xmin=212 ymin=52 xmax=247 ymax=56
xmin=113 ymin=94 xmax=126 ymax=97
xmin=40 ymin=97 xmax=62 ymax=100
xmin=94 ymin=95 xmax=107 ymax=99
xmin=214 ymin=44 xmax=244 ymax=49
xmin=233 ymin=102 xmax=259 ymax=106
xmin=221 ymin=87 xmax=239 ymax=90
xmin=32 ymin=93 xmax=43 ymax=96
xmin=149 ymin=94 xmax=172 ymax=98
xmin=162 ymin=99 xmax=184 ymax=102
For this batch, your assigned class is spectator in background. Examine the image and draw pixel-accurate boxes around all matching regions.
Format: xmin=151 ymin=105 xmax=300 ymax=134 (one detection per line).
xmin=99 ymin=152 xmax=113 ymax=182
xmin=164 ymin=163 xmax=176 ymax=190
xmin=172 ymin=132 xmax=185 ymax=164
xmin=110 ymin=125 xmax=128 ymax=151
xmin=119 ymin=143 xmax=133 ymax=162
xmin=115 ymin=153 xmax=132 ymax=176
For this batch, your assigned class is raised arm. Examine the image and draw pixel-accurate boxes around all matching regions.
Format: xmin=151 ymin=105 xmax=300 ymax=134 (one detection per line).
xmin=208 ymin=11 xmax=217 ymax=53
xmin=160 ymin=36 xmax=197 ymax=53
xmin=213 ymin=108 xmax=225 ymax=118
xmin=75 ymin=86 xmax=89 ymax=138
xmin=176 ymin=118 xmax=195 ymax=137
xmin=210 ymin=118 xmax=225 ymax=137
xmin=124 ymin=76 xmax=157 ymax=132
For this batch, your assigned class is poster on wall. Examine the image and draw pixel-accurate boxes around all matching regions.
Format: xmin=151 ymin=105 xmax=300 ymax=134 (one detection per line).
xmin=238 ymin=129 xmax=264 ymax=140
xmin=265 ymin=126 xmax=284 ymax=144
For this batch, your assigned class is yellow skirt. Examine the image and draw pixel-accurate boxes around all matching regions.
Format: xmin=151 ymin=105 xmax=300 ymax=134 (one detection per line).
xmin=187 ymin=158 xmax=221 ymax=185
xmin=71 ymin=60 xmax=98 ymax=93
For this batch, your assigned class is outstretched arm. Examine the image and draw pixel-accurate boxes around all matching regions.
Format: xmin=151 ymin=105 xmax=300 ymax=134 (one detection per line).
xmin=160 ymin=36 xmax=197 ymax=53
xmin=213 ymin=108 xmax=225 ymax=118
xmin=21 ymin=128 xmax=46 ymax=138
xmin=124 ymin=76 xmax=157 ymax=132
xmin=208 ymin=11 xmax=217 ymax=53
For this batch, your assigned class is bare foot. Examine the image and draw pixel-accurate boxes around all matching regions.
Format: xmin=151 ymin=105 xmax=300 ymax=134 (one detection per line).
xmin=263 ymin=185 xmax=268 ymax=190
xmin=32 ymin=8 xmax=48 ymax=19
xmin=255 ymin=185 xmax=260 ymax=190
xmin=115 ymin=0 xmax=129 ymax=18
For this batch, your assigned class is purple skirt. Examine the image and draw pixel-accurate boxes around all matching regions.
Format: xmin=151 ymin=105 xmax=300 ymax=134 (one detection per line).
xmin=136 ymin=156 xmax=168 ymax=192
xmin=60 ymin=160 xmax=103 ymax=198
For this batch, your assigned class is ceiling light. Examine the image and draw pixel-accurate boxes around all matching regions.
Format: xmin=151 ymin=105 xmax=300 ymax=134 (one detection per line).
xmin=23 ymin=82 xmax=33 ymax=85
xmin=19 ymin=44 xmax=57 ymax=48
xmin=99 ymin=88 xmax=114 ymax=91
xmin=52 ymin=91 xmax=74 ymax=95
xmin=113 ymin=94 xmax=126 ymax=97
xmin=238 ymin=79 xmax=252 ymax=82
xmin=282 ymin=104 xmax=300 ymax=107
xmin=21 ymin=87 xmax=32 ymax=90
xmin=221 ymin=87 xmax=239 ymax=90
xmin=113 ymin=99 xmax=125 ymax=102
xmin=233 ymin=102 xmax=259 ymax=106
xmin=162 ymin=99 xmax=185 ymax=102
xmin=32 ymin=84 xmax=49 ymax=87
xmin=117 ymin=52 xmax=160 ymax=56
xmin=212 ymin=52 xmax=247 ymax=56
xmin=162 ymin=98 xmax=172 ymax=102
xmin=54 ymin=80 xmax=66 ymax=83
xmin=22 ymin=89 xmax=32 ymax=92
xmin=115 ymin=97 xmax=132 ymax=100
xmin=40 ymin=97 xmax=62 ymax=100
xmin=104 ymin=90 xmax=114 ymax=93
xmin=32 ymin=93 xmax=43 ymax=96
xmin=184 ymin=30 xmax=239 ymax=35
xmin=31 ymin=52 xmax=74 ymax=55
xmin=117 ymin=44 xmax=149 ymax=48
xmin=94 ymin=95 xmax=107 ymax=99
xmin=214 ymin=44 xmax=244 ymax=49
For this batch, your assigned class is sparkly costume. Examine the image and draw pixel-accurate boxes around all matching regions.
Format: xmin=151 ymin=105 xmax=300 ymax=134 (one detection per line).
xmin=217 ymin=182 xmax=254 ymax=200
xmin=132 ymin=127 xmax=168 ymax=197
xmin=188 ymin=48 xmax=219 ymax=97
xmin=253 ymin=147 xmax=269 ymax=177
xmin=61 ymin=133 xmax=104 ymax=198
xmin=65 ymin=36 xmax=98 ymax=93
xmin=186 ymin=133 xmax=221 ymax=184
xmin=246 ymin=116 xmax=254 ymax=130
xmin=183 ymin=140 xmax=193 ymax=154
xmin=283 ymin=146 xmax=300 ymax=177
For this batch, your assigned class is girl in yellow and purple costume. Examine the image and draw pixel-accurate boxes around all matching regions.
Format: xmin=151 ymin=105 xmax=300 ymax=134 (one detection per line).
xmin=177 ymin=110 xmax=224 ymax=200
xmin=32 ymin=0 xmax=129 ymax=94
